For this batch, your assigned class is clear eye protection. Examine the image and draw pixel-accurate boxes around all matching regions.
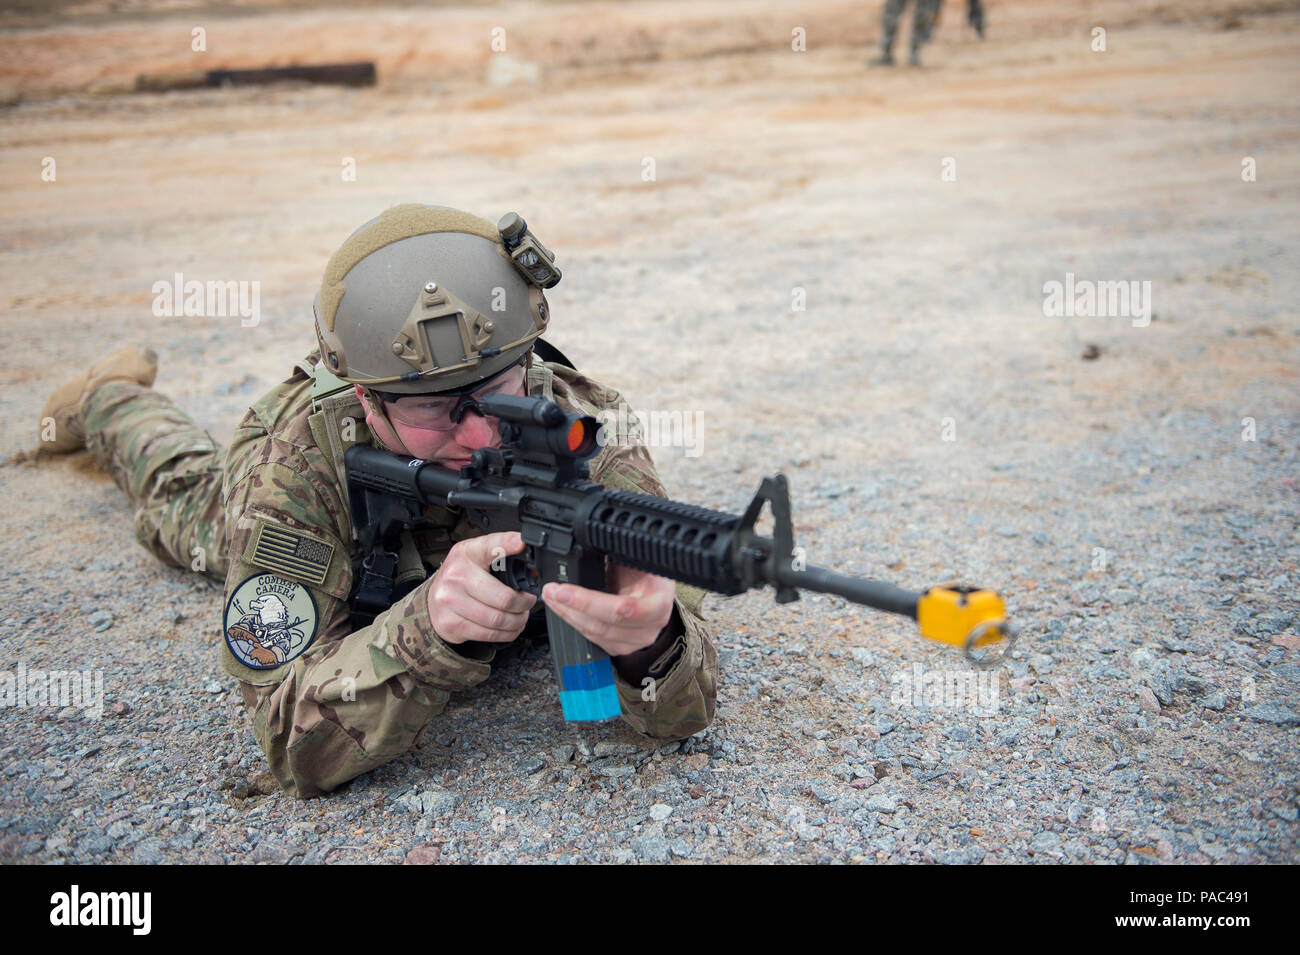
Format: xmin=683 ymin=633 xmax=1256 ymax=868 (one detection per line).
xmin=374 ymin=361 xmax=527 ymax=432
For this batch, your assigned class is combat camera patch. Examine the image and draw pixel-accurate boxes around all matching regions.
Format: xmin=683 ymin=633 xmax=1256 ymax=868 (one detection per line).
xmin=224 ymin=573 xmax=319 ymax=670
xmin=247 ymin=521 xmax=334 ymax=586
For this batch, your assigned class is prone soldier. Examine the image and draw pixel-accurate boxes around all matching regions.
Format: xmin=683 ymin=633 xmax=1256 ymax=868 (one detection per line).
xmin=38 ymin=204 xmax=718 ymax=798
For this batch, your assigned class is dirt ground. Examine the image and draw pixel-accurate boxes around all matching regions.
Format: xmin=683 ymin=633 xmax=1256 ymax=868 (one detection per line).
xmin=1 ymin=0 xmax=1297 ymax=866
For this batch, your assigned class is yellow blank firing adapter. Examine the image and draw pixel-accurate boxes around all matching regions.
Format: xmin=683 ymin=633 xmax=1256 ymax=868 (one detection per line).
xmin=916 ymin=586 xmax=1018 ymax=668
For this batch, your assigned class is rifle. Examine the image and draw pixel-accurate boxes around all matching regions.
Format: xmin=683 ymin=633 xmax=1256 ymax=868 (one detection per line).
xmin=344 ymin=394 xmax=1016 ymax=722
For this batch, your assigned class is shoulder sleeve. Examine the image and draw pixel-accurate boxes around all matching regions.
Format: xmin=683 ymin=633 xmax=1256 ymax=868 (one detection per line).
xmin=219 ymin=430 xmax=496 ymax=798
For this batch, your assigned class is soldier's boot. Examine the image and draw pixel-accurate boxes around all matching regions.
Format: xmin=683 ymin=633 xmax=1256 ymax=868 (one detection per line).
xmin=908 ymin=47 xmax=922 ymax=66
xmin=38 ymin=346 xmax=159 ymax=453
xmin=868 ymin=49 xmax=896 ymax=66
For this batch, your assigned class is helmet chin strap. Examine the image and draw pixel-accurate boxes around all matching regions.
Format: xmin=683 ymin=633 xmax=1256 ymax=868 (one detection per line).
xmin=356 ymin=386 xmax=415 ymax=457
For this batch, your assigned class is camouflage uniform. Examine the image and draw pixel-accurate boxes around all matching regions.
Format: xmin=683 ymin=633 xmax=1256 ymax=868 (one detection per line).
xmin=879 ymin=0 xmax=942 ymax=60
xmin=83 ymin=351 xmax=718 ymax=798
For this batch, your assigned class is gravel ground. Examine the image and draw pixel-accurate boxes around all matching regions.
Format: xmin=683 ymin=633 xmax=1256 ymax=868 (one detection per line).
xmin=0 ymin=0 xmax=1297 ymax=864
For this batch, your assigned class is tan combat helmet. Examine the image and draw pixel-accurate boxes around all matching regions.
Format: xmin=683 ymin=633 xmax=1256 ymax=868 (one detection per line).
xmin=314 ymin=204 xmax=561 ymax=395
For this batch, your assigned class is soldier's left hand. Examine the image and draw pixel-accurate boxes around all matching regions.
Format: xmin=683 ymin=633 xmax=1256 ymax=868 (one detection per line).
xmin=542 ymin=565 xmax=675 ymax=658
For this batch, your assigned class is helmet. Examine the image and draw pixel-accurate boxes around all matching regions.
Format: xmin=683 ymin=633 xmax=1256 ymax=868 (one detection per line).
xmin=313 ymin=204 xmax=561 ymax=395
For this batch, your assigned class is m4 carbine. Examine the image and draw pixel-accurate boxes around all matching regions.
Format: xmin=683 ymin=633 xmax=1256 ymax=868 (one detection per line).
xmin=345 ymin=394 xmax=1016 ymax=722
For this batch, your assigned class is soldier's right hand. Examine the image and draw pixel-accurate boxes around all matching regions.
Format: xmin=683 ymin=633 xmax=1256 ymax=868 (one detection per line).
xmin=426 ymin=531 xmax=538 ymax=644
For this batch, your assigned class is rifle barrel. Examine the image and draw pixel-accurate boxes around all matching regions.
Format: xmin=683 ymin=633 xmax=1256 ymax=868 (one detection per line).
xmin=776 ymin=563 xmax=920 ymax=618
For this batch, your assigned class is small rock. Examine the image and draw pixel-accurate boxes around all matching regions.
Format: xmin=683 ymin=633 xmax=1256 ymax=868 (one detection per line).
xmin=109 ymin=702 xmax=131 ymax=717
xmin=1237 ymin=611 xmax=1297 ymax=639
xmin=1142 ymin=664 xmax=1174 ymax=706
xmin=850 ymin=648 xmax=874 ymax=666
xmin=810 ymin=784 xmax=838 ymax=803
xmin=649 ymin=803 xmax=673 ymax=821
xmin=132 ymin=838 xmax=167 ymax=865
xmin=515 ymin=757 xmax=545 ymax=775
xmin=1029 ymin=831 xmax=1062 ymax=853
xmin=937 ymin=846 xmax=986 ymax=865
xmin=1271 ymin=662 xmax=1300 ymax=683
xmin=865 ymin=794 xmax=897 ymax=814
xmin=795 ymin=823 xmax=822 ymax=842
xmin=78 ymin=835 xmax=114 ymax=855
xmin=590 ymin=758 xmax=635 ymax=779
xmin=205 ymin=681 xmax=223 ymax=694
xmin=404 ymin=844 xmax=441 ymax=865
xmin=107 ymin=821 xmax=133 ymax=841
xmin=593 ymin=742 xmax=639 ymax=758
xmin=1028 ymin=652 xmax=1054 ymax=675
xmin=1108 ymin=588 xmax=1138 ymax=606
xmin=1244 ymin=703 xmax=1300 ymax=727
xmin=681 ymin=753 xmax=709 ymax=772
xmin=1138 ymin=686 xmax=1161 ymax=714
xmin=551 ymin=744 xmax=575 ymax=763
xmin=631 ymin=832 xmax=670 ymax=863
xmin=1173 ymin=671 xmax=1215 ymax=700
xmin=398 ymin=788 xmax=460 ymax=815
xmin=248 ymin=844 xmax=289 ymax=864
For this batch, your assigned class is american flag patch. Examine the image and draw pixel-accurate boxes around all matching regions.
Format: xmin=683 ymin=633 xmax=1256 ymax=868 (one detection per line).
xmin=249 ymin=523 xmax=334 ymax=586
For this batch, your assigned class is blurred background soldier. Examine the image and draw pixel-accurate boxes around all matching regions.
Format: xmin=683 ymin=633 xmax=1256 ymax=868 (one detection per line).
xmin=869 ymin=0 xmax=985 ymax=67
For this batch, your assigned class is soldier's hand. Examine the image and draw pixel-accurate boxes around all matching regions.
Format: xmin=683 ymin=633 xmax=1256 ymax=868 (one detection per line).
xmin=427 ymin=531 xmax=537 ymax=645
xmin=542 ymin=565 xmax=675 ymax=658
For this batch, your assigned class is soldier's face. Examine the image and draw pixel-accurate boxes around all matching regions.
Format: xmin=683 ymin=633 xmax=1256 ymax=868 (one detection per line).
xmin=357 ymin=378 xmax=525 ymax=466
xmin=391 ymin=405 xmax=502 ymax=466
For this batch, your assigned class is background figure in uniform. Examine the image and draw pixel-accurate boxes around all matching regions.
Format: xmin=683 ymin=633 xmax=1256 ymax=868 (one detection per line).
xmin=869 ymin=0 xmax=985 ymax=67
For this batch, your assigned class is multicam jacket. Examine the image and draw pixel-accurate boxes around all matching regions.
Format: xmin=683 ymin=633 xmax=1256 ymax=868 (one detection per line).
xmin=218 ymin=352 xmax=718 ymax=797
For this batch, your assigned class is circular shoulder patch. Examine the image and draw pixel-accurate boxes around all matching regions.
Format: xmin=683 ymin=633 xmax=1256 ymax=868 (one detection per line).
xmin=224 ymin=573 xmax=319 ymax=670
